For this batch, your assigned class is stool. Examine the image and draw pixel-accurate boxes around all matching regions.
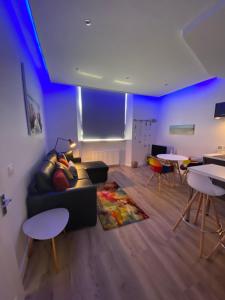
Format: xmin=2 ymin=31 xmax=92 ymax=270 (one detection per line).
xmin=173 ymin=172 xmax=225 ymax=257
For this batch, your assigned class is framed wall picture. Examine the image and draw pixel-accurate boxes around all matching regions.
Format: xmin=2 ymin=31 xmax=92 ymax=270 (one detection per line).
xmin=21 ymin=63 xmax=43 ymax=135
xmin=169 ymin=124 xmax=195 ymax=135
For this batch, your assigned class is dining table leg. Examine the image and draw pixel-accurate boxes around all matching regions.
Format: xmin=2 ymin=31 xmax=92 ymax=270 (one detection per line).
xmin=176 ymin=161 xmax=183 ymax=183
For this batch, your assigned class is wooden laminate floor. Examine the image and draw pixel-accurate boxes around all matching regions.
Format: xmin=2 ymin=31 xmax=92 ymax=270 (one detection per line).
xmin=24 ymin=166 xmax=225 ymax=300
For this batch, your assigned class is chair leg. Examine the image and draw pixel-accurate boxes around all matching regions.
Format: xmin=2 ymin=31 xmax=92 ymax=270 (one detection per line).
xmin=172 ymin=191 xmax=199 ymax=231
xmin=148 ymin=173 xmax=155 ymax=184
xmin=185 ymin=187 xmax=194 ymax=222
xmin=158 ymin=174 xmax=161 ymax=192
xmin=182 ymin=170 xmax=188 ymax=184
xmin=207 ymin=235 xmax=225 ymax=259
xmin=199 ymin=195 xmax=207 ymax=258
xmin=211 ymin=198 xmax=222 ymax=231
xmin=194 ymin=193 xmax=203 ymax=225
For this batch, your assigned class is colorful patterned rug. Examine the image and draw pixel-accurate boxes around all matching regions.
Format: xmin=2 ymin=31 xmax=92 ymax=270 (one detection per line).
xmin=97 ymin=182 xmax=149 ymax=230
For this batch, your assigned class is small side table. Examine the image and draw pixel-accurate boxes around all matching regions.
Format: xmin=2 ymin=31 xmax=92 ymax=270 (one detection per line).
xmin=23 ymin=208 xmax=69 ymax=272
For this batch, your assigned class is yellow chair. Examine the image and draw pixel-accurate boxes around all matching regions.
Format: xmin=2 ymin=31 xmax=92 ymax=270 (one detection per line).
xmin=180 ymin=158 xmax=203 ymax=183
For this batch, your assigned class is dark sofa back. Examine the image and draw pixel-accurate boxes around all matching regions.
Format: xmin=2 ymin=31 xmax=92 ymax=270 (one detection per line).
xmin=34 ymin=151 xmax=57 ymax=193
xmin=35 ymin=160 xmax=55 ymax=193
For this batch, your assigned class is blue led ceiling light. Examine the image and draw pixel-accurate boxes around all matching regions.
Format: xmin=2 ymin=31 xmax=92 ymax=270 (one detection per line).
xmin=25 ymin=0 xmax=48 ymax=72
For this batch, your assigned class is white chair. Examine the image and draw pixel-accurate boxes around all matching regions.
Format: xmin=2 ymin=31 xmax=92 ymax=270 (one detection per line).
xmin=173 ymin=172 xmax=225 ymax=257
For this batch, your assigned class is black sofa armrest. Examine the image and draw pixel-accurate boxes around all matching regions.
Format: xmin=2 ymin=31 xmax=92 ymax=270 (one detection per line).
xmin=27 ymin=185 xmax=97 ymax=230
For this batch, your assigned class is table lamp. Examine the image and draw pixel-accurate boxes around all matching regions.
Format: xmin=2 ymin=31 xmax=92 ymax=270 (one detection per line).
xmin=54 ymin=137 xmax=76 ymax=151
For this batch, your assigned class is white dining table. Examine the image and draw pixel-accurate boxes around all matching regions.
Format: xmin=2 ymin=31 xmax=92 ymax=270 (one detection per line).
xmin=188 ymin=164 xmax=225 ymax=182
xmin=157 ymin=153 xmax=188 ymax=183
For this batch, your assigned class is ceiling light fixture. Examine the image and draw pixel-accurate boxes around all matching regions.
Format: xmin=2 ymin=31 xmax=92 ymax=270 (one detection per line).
xmin=77 ymin=70 xmax=103 ymax=79
xmin=114 ymin=80 xmax=133 ymax=86
xmin=84 ymin=19 xmax=92 ymax=26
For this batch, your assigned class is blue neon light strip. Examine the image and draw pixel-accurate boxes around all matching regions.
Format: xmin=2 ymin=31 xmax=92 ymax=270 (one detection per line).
xmin=25 ymin=0 xmax=48 ymax=71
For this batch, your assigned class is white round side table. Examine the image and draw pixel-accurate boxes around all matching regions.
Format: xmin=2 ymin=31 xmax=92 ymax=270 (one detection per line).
xmin=23 ymin=208 xmax=69 ymax=272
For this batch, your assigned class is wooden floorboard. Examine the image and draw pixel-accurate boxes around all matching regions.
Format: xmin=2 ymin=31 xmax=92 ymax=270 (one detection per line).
xmin=24 ymin=166 xmax=225 ymax=300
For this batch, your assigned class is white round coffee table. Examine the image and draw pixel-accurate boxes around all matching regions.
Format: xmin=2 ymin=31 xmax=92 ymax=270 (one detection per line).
xmin=157 ymin=154 xmax=188 ymax=183
xmin=23 ymin=208 xmax=69 ymax=271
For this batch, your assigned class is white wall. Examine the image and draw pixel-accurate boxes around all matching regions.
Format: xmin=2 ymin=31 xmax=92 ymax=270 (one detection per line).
xmin=133 ymin=93 xmax=159 ymax=143
xmin=130 ymin=94 xmax=159 ymax=166
xmin=156 ymin=78 xmax=225 ymax=157
xmin=44 ymin=89 xmax=160 ymax=166
xmin=43 ymin=84 xmax=78 ymax=153
xmin=0 ymin=1 xmax=46 ymax=297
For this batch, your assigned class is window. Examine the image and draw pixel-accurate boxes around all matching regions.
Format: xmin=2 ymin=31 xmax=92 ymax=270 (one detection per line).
xmin=80 ymin=87 xmax=126 ymax=140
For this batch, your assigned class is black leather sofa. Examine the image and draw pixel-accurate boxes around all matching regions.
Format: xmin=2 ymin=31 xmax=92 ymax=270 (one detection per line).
xmin=27 ymin=150 xmax=108 ymax=230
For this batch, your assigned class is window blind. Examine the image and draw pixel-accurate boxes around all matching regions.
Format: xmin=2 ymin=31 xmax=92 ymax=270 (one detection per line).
xmin=81 ymin=87 xmax=125 ymax=139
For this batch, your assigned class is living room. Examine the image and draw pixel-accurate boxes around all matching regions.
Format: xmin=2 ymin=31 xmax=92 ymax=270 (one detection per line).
xmin=1 ymin=1 xmax=225 ymax=300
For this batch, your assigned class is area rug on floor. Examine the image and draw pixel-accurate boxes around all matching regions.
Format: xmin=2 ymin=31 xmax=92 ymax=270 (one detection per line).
xmin=97 ymin=181 xmax=149 ymax=230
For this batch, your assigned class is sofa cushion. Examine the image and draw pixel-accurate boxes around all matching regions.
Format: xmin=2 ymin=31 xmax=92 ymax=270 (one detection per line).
xmin=72 ymin=162 xmax=84 ymax=170
xmin=77 ymin=168 xmax=89 ymax=180
xmin=70 ymin=178 xmax=92 ymax=189
xmin=35 ymin=160 xmax=55 ymax=193
xmin=68 ymin=161 xmax=78 ymax=179
xmin=58 ymin=158 xmax=69 ymax=168
xmin=52 ymin=169 xmax=70 ymax=191
xmin=56 ymin=162 xmax=74 ymax=180
xmin=45 ymin=150 xmax=58 ymax=165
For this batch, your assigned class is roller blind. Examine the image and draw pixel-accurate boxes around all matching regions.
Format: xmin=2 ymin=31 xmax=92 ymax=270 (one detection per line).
xmin=81 ymin=87 xmax=125 ymax=139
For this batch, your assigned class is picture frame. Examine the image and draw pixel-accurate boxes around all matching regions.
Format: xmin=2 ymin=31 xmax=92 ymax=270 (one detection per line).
xmin=21 ymin=63 xmax=43 ymax=135
xmin=169 ymin=124 xmax=195 ymax=135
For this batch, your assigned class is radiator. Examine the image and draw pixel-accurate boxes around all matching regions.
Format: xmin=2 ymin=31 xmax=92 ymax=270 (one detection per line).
xmin=82 ymin=150 xmax=120 ymax=165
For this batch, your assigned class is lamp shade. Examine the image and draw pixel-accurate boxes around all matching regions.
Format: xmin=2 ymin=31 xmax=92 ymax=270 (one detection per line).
xmin=68 ymin=139 xmax=76 ymax=148
xmin=54 ymin=137 xmax=76 ymax=151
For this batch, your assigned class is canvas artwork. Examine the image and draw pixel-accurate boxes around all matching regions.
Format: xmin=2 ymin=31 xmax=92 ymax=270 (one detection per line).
xmin=25 ymin=94 xmax=42 ymax=135
xmin=21 ymin=63 xmax=43 ymax=135
xmin=169 ymin=124 xmax=195 ymax=135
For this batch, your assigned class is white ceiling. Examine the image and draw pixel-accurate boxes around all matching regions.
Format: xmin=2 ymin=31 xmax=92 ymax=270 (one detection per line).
xmin=29 ymin=0 xmax=221 ymax=96
xmin=183 ymin=1 xmax=225 ymax=79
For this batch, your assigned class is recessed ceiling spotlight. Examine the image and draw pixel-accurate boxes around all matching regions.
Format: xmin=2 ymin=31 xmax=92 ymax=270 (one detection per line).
xmin=125 ymin=76 xmax=130 ymax=80
xmin=84 ymin=19 xmax=92 ymax=26
xmin=77 ymin=69 xmax=103 ymax=79
xmin=114 ymin=80 xmax=133 ymax=86
xmin=164 ymin=83 xmax=168 ymax=86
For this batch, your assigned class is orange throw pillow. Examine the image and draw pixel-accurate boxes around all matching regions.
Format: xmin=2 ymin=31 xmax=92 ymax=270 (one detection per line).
xmin=52 ymin=169 xmax=70 ymax=191
xmin=56 ymin=162 xmax=74 ymax=180
xmin=58 ymin=158 xmax=69 ymax=168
